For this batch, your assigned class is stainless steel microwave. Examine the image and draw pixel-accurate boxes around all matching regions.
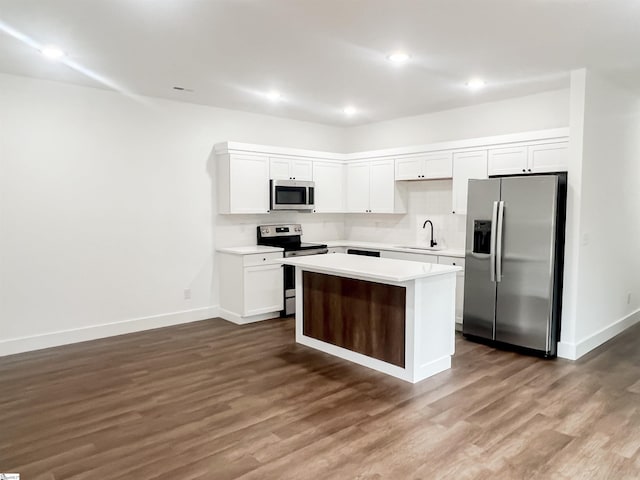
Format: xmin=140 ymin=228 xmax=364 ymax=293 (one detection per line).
xmin=270 ymin=179 xmax=315 ymax=211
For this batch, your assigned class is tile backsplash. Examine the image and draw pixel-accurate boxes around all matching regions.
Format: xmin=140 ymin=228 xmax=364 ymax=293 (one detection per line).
xmin=216 ymin=180 xmax=466 ymax=251
xmin=343 ymin=180 xmax=467 ymax=250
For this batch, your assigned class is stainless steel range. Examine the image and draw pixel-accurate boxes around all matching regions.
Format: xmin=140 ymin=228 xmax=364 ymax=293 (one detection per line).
xmin=257 ymin=224 xmax=328 ymax=315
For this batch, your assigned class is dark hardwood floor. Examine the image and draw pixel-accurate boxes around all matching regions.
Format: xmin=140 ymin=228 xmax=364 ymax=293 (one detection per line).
xmin=1 ymin=318 xmax=639 ymax=479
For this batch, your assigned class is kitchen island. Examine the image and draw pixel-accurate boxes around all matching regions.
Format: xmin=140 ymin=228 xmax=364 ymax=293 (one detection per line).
xmin=281 ymin=253 xmax=461 ymax=383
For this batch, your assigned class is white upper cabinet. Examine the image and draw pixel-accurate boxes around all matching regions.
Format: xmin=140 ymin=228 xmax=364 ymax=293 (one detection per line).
xmin=215 ymin=130 xmax=567 ymax=215
xmin=488 ymin=146 xmax=528 ymax=176
xmin=346 ymin=159 xmax=402 ymax=213
xmin=369 ymin=160 xmax=396 ymax=213
xmin=312 ymin=160 xmax=345 ymax=213
xmin=527 ymin=142 xmax=568 ymax=173
xmin=395 ymin=152 xmax=453 ymax=180
xmin=346 ymin=161 xmax=371 ymax=213
xmin=488 ymin=142 xmax=568 ymax=176
xmin=269 ymin=156 xmax=313 ymax=180
xmin=452 ymin=150 xmax=488 ymax=215
xmin=218 ymin=153 xmax=270 ymax=214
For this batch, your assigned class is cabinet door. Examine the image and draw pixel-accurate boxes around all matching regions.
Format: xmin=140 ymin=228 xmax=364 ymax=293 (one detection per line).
xmin=395 ymin=157 xmax=422 ymax=180
xmin=488 ymin=146 xmax=527 ymax=176
xmin=243 ymin=264 xmax=283 ymax=315
xmin=369 ymin=159 xmax=395 ymax=213
xmin=312 ymin=161 xmax=345 ymax=212
xmin=452 ymin=151 xmax=488 ymax=215
xmin=230 ymin=154 xmax=270 ymax=214
xmin=346 ymin=162 xmax=371 ymax=213
xmin=269 ymin=157 xmax=291 ymax=180
xmin=422 ymin=151 xmax=453 ymax=179
xmin=291 ymin=159 xmax=313 ymax=180
xmin=438 ymin=256 xmax=465 ymax=325
xmin=528 ymin=142 xmax=568 ymax=173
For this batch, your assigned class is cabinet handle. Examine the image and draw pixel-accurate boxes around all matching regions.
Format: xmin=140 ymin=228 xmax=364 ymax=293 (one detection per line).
xmin=263 ymin=257 xmax=266 ymax=261
xmin=453 ymin=262 xmax=456 ymax=266
xmin=452 ymin=210 xmax=456 ymax=214
xmin=522 ymin=169 xmax=526 ymax=173
xmin=527 ymin=169 xmax=532 ymax=172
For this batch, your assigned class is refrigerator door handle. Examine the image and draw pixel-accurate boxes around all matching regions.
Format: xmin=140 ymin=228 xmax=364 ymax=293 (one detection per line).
xmin=496 ymin=201 xmax=505 ymax=282
xmin=490 ymin=201 xmax=499 ymax=282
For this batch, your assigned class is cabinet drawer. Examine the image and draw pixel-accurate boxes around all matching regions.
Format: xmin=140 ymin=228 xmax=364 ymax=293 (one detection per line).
xmin=438 ymin=256 xmax=465 ymax=269
xmin=243 ymin=252 xmax=283 ymax=267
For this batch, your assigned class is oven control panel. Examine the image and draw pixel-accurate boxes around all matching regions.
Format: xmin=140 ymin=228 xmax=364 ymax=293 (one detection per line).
xmin=258 ymin=224 xmax=302 ymax=237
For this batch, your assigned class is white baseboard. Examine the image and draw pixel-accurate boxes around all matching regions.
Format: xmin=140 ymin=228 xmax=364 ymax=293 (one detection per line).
xmin=558 ymin=308 xmax=640 ymax=360
xmin=218 ymin=308 xmax=281 ymax=325
xmin=0 ymin=305 xmax=220 ymax=357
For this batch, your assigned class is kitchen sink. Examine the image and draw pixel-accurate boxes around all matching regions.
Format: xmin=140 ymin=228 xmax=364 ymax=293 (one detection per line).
xmin=395 ymin=245 xmax=445 ymax=252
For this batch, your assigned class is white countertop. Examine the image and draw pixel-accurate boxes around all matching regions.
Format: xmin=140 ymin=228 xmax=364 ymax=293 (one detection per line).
xmin=319 ymin=240 xmax=464 ymax=258
xmin=282 ymin=253 xmax=461 ymax=283
xmin=216 ymin=245 xmax=283 ymax=255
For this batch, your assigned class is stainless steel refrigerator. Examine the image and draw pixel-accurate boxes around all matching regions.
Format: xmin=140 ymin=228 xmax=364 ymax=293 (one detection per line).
xmin=462 ymin=174 xmax=566 ymax=357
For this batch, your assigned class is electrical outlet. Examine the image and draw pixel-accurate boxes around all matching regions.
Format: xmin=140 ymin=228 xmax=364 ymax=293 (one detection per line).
xmin=184 ymin=288 xmax=191 ymax=300
xmin=627 ymin=293 xmax=632 ymax=305
xmin=581 ymin=232 xmax=590 ymax=246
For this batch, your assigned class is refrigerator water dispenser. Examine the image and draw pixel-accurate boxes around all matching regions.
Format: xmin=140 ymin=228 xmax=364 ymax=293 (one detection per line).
xmin=473 ymin=220 xmax=492 ymax=254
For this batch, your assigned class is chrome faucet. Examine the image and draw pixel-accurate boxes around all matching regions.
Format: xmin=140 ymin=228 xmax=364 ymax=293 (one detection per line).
xmin=422 ymin=220 xmax=438 ymax=248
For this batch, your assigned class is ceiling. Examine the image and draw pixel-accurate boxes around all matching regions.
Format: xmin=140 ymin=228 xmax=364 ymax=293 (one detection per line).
xmin=0 ymin=0 xmax=638 ymax=126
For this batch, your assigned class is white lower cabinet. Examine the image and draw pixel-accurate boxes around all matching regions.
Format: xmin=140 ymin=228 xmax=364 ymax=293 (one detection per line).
xmin=243 ymin=265 xmax=284 ymax=315
xmin=218 ymin=251 xmax=283 ymax=324
xmin=438 ymin=256 xmax=465 ymax=328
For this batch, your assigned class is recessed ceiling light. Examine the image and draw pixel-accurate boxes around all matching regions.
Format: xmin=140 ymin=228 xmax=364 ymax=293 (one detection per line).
xmin=265 ymin=90 xmax=282 ymax=102
xmin=40 ymin=45 xmax=65 ymax=60
xmin=466 ymin=78 xmax=486 ymax=90
xmin=343 ymin=106 xmax=356 ymax=116
xmin=387 ymin=52 xmax=410 ymax=64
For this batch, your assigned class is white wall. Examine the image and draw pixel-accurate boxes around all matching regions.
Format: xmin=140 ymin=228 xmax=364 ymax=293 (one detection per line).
xmin=559 ymin=70 xmax=640 ymax=358
xmin=0 ymin=73 xmax=345 ymax=354
xmin=345 ymin=89 xmax=570 ymax=152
